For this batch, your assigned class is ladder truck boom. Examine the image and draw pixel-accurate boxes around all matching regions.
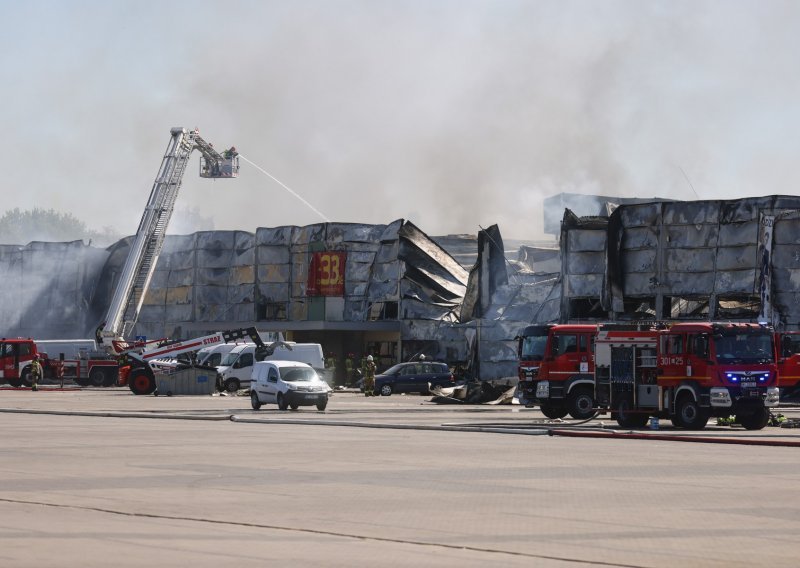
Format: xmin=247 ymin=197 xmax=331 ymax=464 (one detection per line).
xmin=99 ymin=128 xmax=239 ymax=350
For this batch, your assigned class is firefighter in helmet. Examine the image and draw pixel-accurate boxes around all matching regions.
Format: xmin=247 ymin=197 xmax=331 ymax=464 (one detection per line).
xmin=30 ymin=355 xmax=42 ymax=392
xmin=363 ymin=355 xmax=376 ymax=396
xmin=325 ymin=352 xmax=337 ymax=386
xmin=345 ymin=353 xmax=355 ymax=386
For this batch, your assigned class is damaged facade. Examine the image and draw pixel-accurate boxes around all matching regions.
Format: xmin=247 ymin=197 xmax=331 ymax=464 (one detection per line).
xmin=6 ymin=193 xmax=794 ymax=386
xmin=3 ymin=220 xmax=518 ymax=383
xmin=559 ymin=195 xmax=800 ymax=328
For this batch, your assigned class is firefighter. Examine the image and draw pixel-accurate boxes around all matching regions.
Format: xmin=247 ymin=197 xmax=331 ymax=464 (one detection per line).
xmin=30 ymin=355 xmax=42 ymax=392
xmin=345 ymin=353 xmax=355 ymax=386
xmin=363 ymin=355 xmax=376 ymax=396
xmin=325 ymin=352 xmax=337 ymax=386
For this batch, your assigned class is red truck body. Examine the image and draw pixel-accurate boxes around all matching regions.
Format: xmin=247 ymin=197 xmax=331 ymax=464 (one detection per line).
xmin=593 ymin=322 xmax=779 ymax=430
xmin=518 ymin=321 xmax=780 ymax=430
xmin=0 ymin=338 xmax=118 ymax=387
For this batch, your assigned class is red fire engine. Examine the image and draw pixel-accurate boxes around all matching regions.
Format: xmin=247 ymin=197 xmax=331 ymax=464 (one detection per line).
xmin=0 ymin=338 xmax=118 ymax=388
xmin=594 ymin=322 xmax=779 ymax=430
xmin=516 ymin=324 xmax=597 ymax=419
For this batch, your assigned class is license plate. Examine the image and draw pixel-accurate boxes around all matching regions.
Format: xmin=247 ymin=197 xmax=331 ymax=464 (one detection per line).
xmin=741 ymin=382 xmax=756 ymax=388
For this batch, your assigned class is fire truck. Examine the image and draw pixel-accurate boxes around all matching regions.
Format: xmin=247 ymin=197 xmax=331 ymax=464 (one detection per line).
xmin=117 ymin=327 xmax=266 ymax=395
xmin=0 ymin=337 xmax=117 ymax=388
xmin=516 ymin=324 xmax=597 ymax=419
xmin=776 ymin=331 xmax=800 ymax=399
xmin=594 ymin=322 xmax=780 ymax=430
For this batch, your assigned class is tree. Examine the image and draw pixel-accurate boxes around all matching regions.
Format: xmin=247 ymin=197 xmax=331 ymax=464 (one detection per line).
xmin=0 ymin=208 xmax=121 ymax=246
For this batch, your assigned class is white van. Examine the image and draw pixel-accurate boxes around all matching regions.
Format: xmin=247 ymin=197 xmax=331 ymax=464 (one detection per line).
xmin=196 ymin=331 xmax=282 ymax=370
xmin=250 ymin=360 xmax=331 ymax=411
xmin=216 ymin=342 xmax=325 ymax=392
xmin=196 ymin=343 xmax=239 ymax=368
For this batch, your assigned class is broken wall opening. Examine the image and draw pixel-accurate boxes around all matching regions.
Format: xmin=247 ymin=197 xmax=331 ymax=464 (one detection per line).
xmin=716 ymin=295 xmax=760 ymax=320
xmin=621 ymin=297 xmax=656 ymax=319
xmin=568 ymin=298 xmax=606 ymax=320
xmin=368 ymin=301 xmax=399 ymax=320
xmin=257 ymin=300 xmax=288 ymax=321
xmin=665 ymin=296 xmax=710 ymax=319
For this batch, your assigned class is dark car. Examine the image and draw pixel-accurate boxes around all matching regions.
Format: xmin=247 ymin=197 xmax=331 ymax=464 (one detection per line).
xmin=374 ymin=362 xmax=454 ymax=396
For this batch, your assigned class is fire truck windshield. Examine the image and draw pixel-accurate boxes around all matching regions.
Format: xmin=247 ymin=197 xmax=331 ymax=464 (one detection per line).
xmin=520 ymin=334 xmax=548 ymax=361
xmin=713 ymin=332 xmax=775 ymax=364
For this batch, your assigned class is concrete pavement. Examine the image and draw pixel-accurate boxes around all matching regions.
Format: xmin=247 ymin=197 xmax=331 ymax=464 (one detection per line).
xmin=1 ymin=388 xmax=799 ymax=567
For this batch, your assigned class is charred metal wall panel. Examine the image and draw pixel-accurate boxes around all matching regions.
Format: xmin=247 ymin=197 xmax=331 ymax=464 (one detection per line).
xmin=661 ymin=202 xmax=718 ymax=225
xmin=560 ymin=196 xmax=800 ymax=327
xmin=664 ymin=249 xmax=717 ymax=272
xmin=566 ymin=251 xmax=604 ymax=275
xmin=621 ymin=227 xmax=659 ymax=249
xmin=715 ymin=245 xmax=757 ymax=271
xmin=566 ymin=273 xmax=603 ymax=297
xmin=567 ymin=229 xmax=606 ymax=252
xmin=622 ymin=249 xmax=656 ymax=273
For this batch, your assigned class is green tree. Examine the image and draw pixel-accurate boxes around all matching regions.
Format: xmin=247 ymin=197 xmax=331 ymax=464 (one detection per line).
xmin=0 ymin=208 xmax=121 ymax=246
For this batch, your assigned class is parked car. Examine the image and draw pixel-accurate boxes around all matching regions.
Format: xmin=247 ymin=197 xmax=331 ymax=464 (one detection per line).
xmin=374 ymin=361 xmax=455 ymax=396
xmin=250 ymin=360 xmax=331 ymax=411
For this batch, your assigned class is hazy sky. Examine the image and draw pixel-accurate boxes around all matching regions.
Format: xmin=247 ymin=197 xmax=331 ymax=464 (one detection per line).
xmin=2 ymin=0 xmax=799 ymax=240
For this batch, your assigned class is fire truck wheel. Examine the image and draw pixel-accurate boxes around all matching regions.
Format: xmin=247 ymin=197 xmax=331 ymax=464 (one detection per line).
xmin=567 ymin=387 xmax=595 ymax=420
xmin=613 ymin=398 xmax=649 ymax=429
xmin=738 ymin=407 xmax=770 ymax=430
xmin=89 ymin=367 xmax=106 ymax=387
xmin=129 ymin=370 xmax=156 ymax=395
xmin=103 ymin=368 xmax=119 ymax=387
xmin=20 ymin=368 xmax=33 ymax=388
xmin=673 ymin=395 xmax=709 ymax=430
xmin=540 ymin=404 xmax=568 ymax=419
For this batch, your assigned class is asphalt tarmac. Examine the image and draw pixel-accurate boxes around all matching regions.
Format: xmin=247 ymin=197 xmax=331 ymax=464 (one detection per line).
xmin=1 ymin=387 xmax=799 ymax=567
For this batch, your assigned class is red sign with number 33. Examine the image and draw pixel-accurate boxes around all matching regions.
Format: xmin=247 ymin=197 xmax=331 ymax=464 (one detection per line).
xmin=307 ymin=251 xmax=346 ymax=296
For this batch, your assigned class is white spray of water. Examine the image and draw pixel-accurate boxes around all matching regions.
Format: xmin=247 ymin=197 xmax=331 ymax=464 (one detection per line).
xmin=239 ymin=154 xmax=331 ymax=223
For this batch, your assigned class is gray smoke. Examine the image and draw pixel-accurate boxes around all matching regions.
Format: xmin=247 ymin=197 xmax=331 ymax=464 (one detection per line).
xmin=1 ymin=0 xmax=799 ymax=240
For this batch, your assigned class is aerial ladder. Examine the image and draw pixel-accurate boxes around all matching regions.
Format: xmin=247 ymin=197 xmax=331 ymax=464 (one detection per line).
xmin=98 ymin=128 xmax=239 ymax=351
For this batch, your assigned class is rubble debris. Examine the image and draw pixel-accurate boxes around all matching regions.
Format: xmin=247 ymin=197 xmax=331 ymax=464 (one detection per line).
xmin=430 ymin=380 xmax=516 ymax=405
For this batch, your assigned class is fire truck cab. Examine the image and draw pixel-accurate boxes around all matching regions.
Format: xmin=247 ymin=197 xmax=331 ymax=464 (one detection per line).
xmin=517 ymin=324 xmax=597 ymax=419
xmin=594 ymin=322 xmax=780 ymax=430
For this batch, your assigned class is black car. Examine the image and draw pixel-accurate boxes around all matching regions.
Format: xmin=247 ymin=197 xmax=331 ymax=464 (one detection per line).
xmin=374 ymin=362 xmax=454 ymax=396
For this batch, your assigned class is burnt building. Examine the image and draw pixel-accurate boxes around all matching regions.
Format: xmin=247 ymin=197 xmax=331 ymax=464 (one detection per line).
xmin=558 ymin=195 xmax=800 ymax=328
